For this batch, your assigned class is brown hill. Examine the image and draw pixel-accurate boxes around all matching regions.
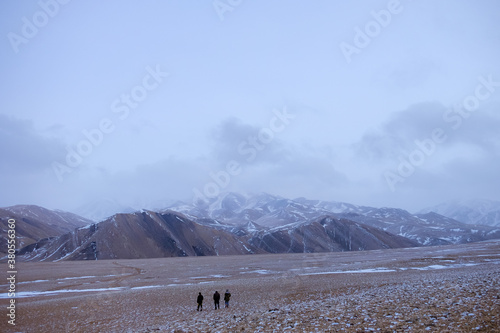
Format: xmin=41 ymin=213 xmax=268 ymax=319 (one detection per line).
xmin=0 ymin=205 xmax=92 ymax=253
xmin=250 ymin=216 xmax=418 ymax=253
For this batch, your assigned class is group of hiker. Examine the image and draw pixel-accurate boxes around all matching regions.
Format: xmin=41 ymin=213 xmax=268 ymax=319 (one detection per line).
xmin=196 ymin=290 xmax=231 ymax=311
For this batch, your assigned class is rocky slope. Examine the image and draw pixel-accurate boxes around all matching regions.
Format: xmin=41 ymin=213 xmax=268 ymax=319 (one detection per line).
xmin=248 ymin=215 xmax=416 ymax=253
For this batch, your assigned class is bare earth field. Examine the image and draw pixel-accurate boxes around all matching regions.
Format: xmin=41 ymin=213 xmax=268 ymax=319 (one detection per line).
xmin=2 ymin=240 xmax=500 ymax=332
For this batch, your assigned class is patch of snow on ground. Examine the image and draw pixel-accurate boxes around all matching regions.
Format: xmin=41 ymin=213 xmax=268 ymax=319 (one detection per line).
xmin=240 ymin=269 xmax=274 ymax=275
xmin=0 ymin=287 xmax=125 ymax=299
xmin=18 ymin=279 xmax=49 ymax=284
xmin=130 ymin=285 xmax=163 ymax=290
xmin=57 ymin=275 xmax=96 ymax=280
xmin=300 ymin=268 xmax=396 ymax=275
xmin=412 ymin=263 xmax=478 ymax=270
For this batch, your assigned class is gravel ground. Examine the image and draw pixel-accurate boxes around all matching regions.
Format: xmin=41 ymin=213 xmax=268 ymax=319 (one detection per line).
xmin=155 ymin=267 xmax=500 ymax=332
xmin=2 ymin=240 xmax=499 ymax=332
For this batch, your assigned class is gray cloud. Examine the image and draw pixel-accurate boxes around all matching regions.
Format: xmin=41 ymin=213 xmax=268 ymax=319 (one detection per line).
xmin=373 ymin=58 xmax=442 ymax=91
xmin=0 ymin=114 xmax=66 ymax=174
xmin=350 ymin=100 xmax=500 ymax=209
xmin=448 ymin=104 xmax=500 ymax=153
xmin=188 ymin=115 xmax=349 ymax=203
xmin=208 ymin=117 xmax=291 ymax=168
xmin=353 ymin=102 xmax=446 ymax=161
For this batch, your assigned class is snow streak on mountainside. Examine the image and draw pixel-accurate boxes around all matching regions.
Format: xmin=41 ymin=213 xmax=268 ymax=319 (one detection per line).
xmin=420 ymin=199 xmax=500 ymax=227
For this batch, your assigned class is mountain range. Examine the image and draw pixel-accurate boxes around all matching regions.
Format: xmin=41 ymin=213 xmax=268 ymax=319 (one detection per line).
xmin=3 ymin=193 xmax=500 ymax=261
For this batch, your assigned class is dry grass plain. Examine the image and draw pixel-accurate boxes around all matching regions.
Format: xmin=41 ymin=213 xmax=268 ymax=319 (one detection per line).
xmin=1 ymin=240 xmax=500 ymax=332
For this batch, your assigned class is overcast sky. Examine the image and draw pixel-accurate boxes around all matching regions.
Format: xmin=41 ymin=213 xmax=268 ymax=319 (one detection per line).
xmin=1 ymin=0 xmax=499 ymax=213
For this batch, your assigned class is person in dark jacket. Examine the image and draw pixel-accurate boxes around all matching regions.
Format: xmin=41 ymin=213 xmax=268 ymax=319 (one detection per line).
xmin=197 ymin=292 xmax=204 ymax=311
xmin=213 ymin=291 xmax=221 ymax=310
xmin=224 ymin=289 xmax=231 ymax=308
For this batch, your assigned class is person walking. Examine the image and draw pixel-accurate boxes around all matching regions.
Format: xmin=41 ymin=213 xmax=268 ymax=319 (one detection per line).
xmin=224 ymin=289 xmax=231 ymax=308
xmin=197 ymin=292 xmax=204 ymax=311
xmin=213 ymin=291 xmax=221 ymax=310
